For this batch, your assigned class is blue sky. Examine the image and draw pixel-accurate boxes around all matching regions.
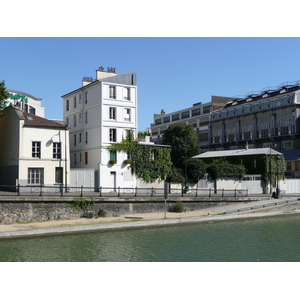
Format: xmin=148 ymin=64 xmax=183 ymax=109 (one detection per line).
xmin=2 ymin=37 xmax=300 ymax=131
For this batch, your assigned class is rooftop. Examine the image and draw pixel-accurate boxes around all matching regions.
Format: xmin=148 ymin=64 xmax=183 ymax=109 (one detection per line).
xmin=192 ymin=148 xmax=283 ymax=159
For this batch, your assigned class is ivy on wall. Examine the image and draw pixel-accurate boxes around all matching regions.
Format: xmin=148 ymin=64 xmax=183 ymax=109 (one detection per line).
xmin=107 ymin=132 xmax=172 ymax=183
xmin=262 ymin=155 xmax=286 ymax=187
xmin=203 ymin=154 xmax=286 ymax=187
xmin=206 ymin=160 xmax=246 ymax=180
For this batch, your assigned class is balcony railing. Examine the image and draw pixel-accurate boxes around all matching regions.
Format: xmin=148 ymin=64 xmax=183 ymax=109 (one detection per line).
xmin=211 ymin=125 xmax=299 ymax=144
xmin=0 ymin=185 xmax=248 ymax=198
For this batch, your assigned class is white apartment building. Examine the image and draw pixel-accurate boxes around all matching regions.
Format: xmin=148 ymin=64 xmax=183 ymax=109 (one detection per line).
xmin=150 ymin=96 xmax=232 ymax=149
xmin=62 ymin=67 xmax=138 ymax=189
xmin=0 ymin=106 xmax=70 ymax=187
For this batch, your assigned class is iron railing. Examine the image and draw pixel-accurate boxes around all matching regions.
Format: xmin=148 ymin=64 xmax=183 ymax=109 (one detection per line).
xmin=0 ymin=185 xmax=249 ymax=198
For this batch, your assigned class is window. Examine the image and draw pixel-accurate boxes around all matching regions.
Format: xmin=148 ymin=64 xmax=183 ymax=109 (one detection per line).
xmin=163 ymin=116 xmax=170 ymax=123
xmin=151 ymin=150 xmax=157 ymax=161
xmin=109 ymin=86 xmax=116 ymax=99
xmin=181 ymin=111 xmax=190 ymax=119
xmin=109 ymin=128 xmax=117 ymax=142
xmin=85 ymin=111 xmax=88 ymax=124
xmin=192 ymin=108 xmax=201 ymax=116
xmin=287 ymin=162 xmax=292 ymax=171
xmin=79 ymin=153 xmax=82 ymax=162
xmin=124 ymin=87 xmax=131 ymax=100
xmin=203 ymin=105 xmax=211 ymax=114
xmin=55 ymin=167 xmax=63 ymax=184
xmin=109 ymin=107 xmax=116 ymax=120
xmin=126 ymin=151 xmax=131 ymax=159
xmin=65 ymin=117 xmax=69 ymax=126
xmin=124 ymin=108 xmax=130 ymax=121
xmin=85 ymin=91 xmax=88 ymax=104
xmin=79 ymin=93 xmax=82 ymax=104
xmin=29 ymin=106 xmax=36 ymax=115
xmin=295 ymin=161 xmax=300 ymax=171
xmin=66 ymin=99 xmax=69 ymax=111
xmin=74 ymin=134 xmax=77 ymax=146
xmin=79 ymin=133 xmax=82 ymax=143
xmin=110 ymin=151 xmax=117 ymax=160
xmin=53 ymin=143 xmax=61 ymax=159
xmin=28 ymin=168 xmax=44 ymax=184
xmin=73 ymin=96 xmax=77 ymax=109
xmin=73 ymin=115 xmax=76 ymax=127
xmin=79 ymin=113 xmax=82 ymax=123
xmin=85 ymin=132 xmax=88 ymax=144
xmin=155 ymin=118 xmax=162 ymax=125
xmin=172 ymin=113 xmax=180 ymax=121
xmin=125 ymin=129 xmax=131 ymax=139
xmin=32 ymin=142 xmax=41 ymax=158
xmin=85 ymin=152 xmax=88 ymax=165
xmin=74 ymin=153 xmax=77 ymax=165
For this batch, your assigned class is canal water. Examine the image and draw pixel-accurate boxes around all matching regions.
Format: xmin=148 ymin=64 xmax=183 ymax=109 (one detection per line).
xmin=0 ymin=214 xmax=299 ymax=262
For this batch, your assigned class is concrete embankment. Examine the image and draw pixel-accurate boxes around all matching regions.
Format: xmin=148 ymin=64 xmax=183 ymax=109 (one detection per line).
xmin=0 ymin=195 xmax=268 ymax=224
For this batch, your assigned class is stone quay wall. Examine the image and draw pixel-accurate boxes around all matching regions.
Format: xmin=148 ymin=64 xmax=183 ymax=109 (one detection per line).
xmin=0 ymin=196 xmax=260 ymax=223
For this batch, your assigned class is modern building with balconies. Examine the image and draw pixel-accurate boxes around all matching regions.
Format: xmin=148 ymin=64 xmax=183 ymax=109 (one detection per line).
xmin=209 ymin=81 xmax=300 ymax=178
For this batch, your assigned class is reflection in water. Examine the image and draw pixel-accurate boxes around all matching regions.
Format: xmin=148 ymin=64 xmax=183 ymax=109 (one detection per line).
xmin=0 ymin=214 xmax=300 ymax=262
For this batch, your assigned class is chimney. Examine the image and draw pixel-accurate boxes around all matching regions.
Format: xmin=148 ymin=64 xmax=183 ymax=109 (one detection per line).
xmin=161 ymin=109 xmax=165 ymax=115
xmin=96 ymin=66 xmax=117 ymax=80
xmin=82 ymin=76 xmax=94 ymax=87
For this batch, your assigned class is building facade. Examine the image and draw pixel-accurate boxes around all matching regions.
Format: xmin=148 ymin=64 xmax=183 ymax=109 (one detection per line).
xmin=0 ymin=106 xmax=70 ymax=186
xmin=150 ymin=96 xmax=232 ymax=149
xmin=4 ymin=89 xmax=45 ymax=117
xmin=209 ymin=81 xmax=300 ymax=178
xmin=62 ymin=67 xmax=138 ymax=188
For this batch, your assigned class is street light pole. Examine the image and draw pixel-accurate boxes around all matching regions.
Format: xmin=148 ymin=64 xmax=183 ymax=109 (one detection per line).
xmin=276 ymin=154 xmax=280 ymax=198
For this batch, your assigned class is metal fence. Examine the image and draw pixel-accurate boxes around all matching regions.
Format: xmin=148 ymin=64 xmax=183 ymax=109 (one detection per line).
xmin=0 ymin=185 xmax=249 ymax=198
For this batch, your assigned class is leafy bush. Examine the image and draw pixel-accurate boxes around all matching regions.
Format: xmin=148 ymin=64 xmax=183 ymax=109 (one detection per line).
xmin=123 ymin=159 xmax=132 ymax=165
xmin=173 ymin=201 xmax=186 ymax=213
xmin=207 ymin=160 xmax=246 ymax=179
xmin=109 ymin=159 xmax=117 ymax=165
xmin=97 ymin=208 xmax=107 ymax=217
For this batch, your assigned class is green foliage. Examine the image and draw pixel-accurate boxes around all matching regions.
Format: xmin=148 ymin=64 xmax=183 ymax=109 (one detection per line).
xmin=262 ymin=155 xmax=286 ymax=186
xmin=172 ymin=201 xmax=186 ymax=213
xmin=166 ymin=167 xmax=185 ymax=183
xmin=162 ymin=123 xmax=200 ymax=168
xmin=162 ymin=123 xmax=203 ymax=183
xmin=185 ymin=158 xmax=206 ymax=184
xmin=97 ymin=208 xmax=107 ymax=217
xmin=109 ymin=159 xmax=117 ymax=165
xmin=0 ymin=80 xmax=8 ymax=117
xmin=138 ymin=131 xmax=150 ymax=137
xmin=108 ymin=131 xmax=172 ymax=183
xmin=207 ymin=159 xmax=246 ymax=179
xmin=123 ymin=159 xmax=132 ymax=165
xmin=68 ymin=197 xmax=95 ymax=212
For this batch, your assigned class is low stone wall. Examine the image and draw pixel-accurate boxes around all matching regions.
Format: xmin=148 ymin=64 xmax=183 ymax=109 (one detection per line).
xmin=0 ymin=196 xmax=257 ymax=223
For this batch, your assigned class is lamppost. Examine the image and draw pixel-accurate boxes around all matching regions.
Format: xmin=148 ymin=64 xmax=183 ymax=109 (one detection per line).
xmin=65 ymin=125 xmax=69 ymax=193
xmin=275 ymin=154 xmax=280 ymax=198
xmin=269 ymin=143 xmax=277 ymax=195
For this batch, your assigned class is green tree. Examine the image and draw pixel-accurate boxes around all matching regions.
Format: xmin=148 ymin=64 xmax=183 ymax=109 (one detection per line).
xmin=138 ymin=131 xmax=150 ymax=137
xmin=0 ymin=80 xmax=8 ymax=117
xmin=108 ymin=131 xmax=172 ymax=183
xmin=162 ymin=123 xmax=205 ymax=184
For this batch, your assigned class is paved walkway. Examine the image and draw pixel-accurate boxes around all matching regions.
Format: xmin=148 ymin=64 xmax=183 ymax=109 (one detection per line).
xmin=0 ymin=196 xmax=299 ymax=239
